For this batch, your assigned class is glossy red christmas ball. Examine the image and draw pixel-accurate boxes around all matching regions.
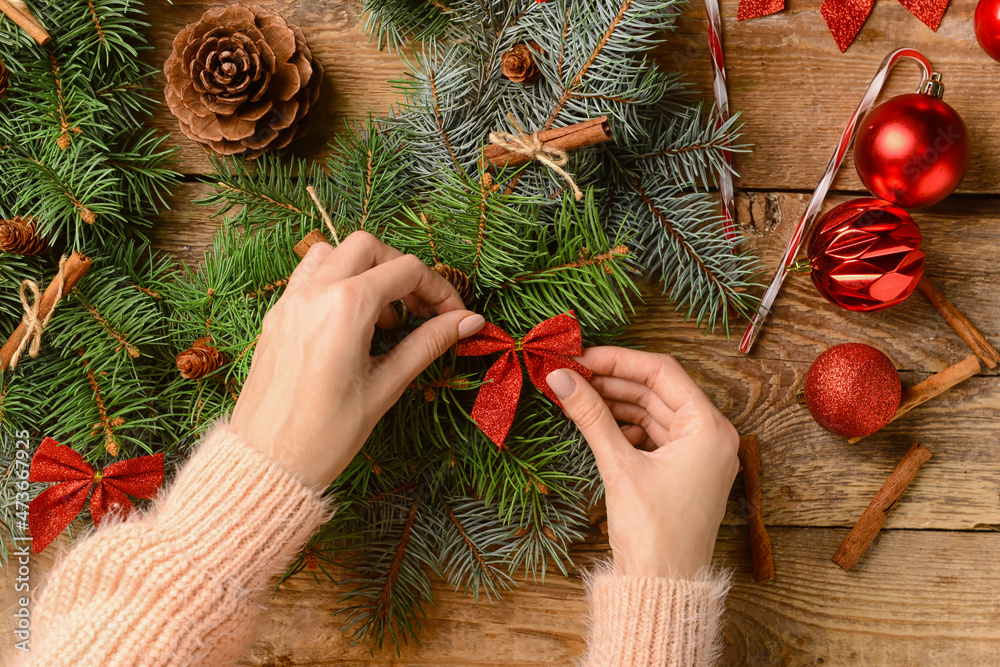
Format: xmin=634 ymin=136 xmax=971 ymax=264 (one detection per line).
xmin=976 ymin=0 xmax=1000 ymax=62
xmin=853 ymin=79 xmax=970 ymax=209
xmin=804 ymin=343 xmax=901 ymax=439
xmin=808 ymin=198 xmax=925 ymax=312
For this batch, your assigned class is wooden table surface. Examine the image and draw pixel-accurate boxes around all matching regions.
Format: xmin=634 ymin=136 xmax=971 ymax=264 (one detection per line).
xmin=144 ymin=1 xmax=1000 ymax=665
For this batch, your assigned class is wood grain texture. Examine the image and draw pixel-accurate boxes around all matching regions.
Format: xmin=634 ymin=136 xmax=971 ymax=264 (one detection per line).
xmin=661 ymin=0 xmax=1000 ymax=194
xmin=131 ymin=1 xmax=1000 ymax=664
xmin=239 ymin=529 xmax=1000 ymax=665
xmin=151 ymin=184 xmax=1000 ymax=531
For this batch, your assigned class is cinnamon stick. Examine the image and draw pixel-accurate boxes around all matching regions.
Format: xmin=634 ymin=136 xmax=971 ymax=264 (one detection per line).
xmin=480 ymin=116 xmax=612 ymax=170
xmin=0 ymin=0 xmax=51 ymax=45
xmin=832 ymin=443 xmax=932 ymax=571
xmin=738 ymin=435 xmax=775 ymax=582
xmin=0 ymin=251 xmax=92 ymax=370
xmin=917 ymin=275 xmax=999 ymax=369
xmin=848 ymin=354 xmax=981 ymax=444
xmin=293 ymin=229 xmax=328 ymax=259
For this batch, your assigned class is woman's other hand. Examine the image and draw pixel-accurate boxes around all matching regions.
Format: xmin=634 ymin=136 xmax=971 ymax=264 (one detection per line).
xmin=546 ymin=347 xmax=739 ymax=578
xmin=231 ymin=231 xmax=486 ymax=490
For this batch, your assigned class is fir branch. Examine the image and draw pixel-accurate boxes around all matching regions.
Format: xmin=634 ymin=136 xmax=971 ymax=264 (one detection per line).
xmin=376 ymin=495 xmax=422 ymax=620
xmin=428 ymin=67 xmax=463 ymax=173
xmin=80 ymin=353 xmax=123 ymax=457
xmin=76 ymin=290 xmax=141 ymax=358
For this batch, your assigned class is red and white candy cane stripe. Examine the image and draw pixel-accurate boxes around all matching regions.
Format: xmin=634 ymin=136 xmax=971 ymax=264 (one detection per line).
xmin=739 ymin=48 xmax=932 ymax=354
xmin=704 ymin=0 xmax=737 ymax=241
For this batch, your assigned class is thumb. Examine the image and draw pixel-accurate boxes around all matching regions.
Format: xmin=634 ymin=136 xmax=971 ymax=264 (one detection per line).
xmin=381 ymin=311 xmax=485 ymax=391
xmin=546 ymin=368 xmax=628 ymax=472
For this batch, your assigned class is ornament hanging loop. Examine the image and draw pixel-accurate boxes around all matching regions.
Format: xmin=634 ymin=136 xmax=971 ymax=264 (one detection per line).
xmin=921 ymin=72 xmax=944 ymax=98
xmin=739 ymin=48 xmax=932 ymax=355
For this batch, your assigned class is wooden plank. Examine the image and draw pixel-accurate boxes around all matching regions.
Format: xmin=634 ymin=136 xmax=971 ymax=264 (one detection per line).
xmin=155 ymin=185 xmax=1000 ymax=373
xmin=240 ymin=528 xmax=1000 ymax=665
xmin=152 ymin=184 xmax=1000 ymax=530
xmin=145 ymin=1 xmax=1000 ymax=198
xmin=660 ymin=0 xmax=998 ymax=194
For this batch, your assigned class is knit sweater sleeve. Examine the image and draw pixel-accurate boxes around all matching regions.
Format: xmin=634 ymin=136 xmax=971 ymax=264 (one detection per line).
xmin=21 ymin=423 xmax=331 ymax=667
xmin=582 ymin=568 xmax=731 ymax=667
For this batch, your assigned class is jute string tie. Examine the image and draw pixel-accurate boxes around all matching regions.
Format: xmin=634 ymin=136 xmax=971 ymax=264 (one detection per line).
xmin=489 ymin=113 xmax=583 ymax=201
xmin=10 ymin=254 xmax=68 ymax=369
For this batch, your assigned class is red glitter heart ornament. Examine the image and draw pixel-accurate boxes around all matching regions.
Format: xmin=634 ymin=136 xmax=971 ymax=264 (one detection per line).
xmin=737 ymin=0 xmax=950 ymax=52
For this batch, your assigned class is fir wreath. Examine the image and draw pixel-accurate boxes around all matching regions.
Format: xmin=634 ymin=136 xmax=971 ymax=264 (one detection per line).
xmin=0 ymin=0 xmax=760 ymax=650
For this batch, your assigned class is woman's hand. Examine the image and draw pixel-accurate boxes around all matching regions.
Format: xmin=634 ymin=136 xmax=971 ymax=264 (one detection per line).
xmin=230 ymin=231 xmax=486 ymax=490
xmin=546 ymin=347 xmax=739 ymax=578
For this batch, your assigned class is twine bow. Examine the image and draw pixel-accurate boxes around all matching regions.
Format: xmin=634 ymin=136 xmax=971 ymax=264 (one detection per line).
xmin=457 ymin=312 xmax=591 ymax=447
xmin=489 ymin=114 xmax=584 ymax=201
xmin=27 ymin=436 xmax=164 ymax=553
xmin=10 ymin=255 xmax=68 ymax=369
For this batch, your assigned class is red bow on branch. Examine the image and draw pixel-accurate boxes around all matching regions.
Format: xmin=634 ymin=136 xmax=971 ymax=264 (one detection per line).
xmin=28 ymin=437 xmax=164 ymax=553
xmin=737 ymin=0 xmax=949 ymax=52
xmin=457 ymin=312 xmax=591 ymax=448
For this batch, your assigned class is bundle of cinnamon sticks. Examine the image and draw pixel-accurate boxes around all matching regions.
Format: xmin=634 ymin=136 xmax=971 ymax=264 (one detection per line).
xmin=479 ymin=116 xmax=612 ymax=170
xmin=0 ymin=252 xmax=92 ymax=370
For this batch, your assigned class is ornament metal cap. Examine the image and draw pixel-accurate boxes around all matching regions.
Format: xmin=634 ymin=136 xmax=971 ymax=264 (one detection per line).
xmin=920 ymin=72 xmax=945 ymax=99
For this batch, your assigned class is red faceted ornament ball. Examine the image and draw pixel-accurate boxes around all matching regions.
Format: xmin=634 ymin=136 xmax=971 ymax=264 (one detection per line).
xmin=977 ymin=0 xmax=1000 ymax=62
xmin=808 ymin=198 xmax=925 ymax=312
xmin=804 ymin=343 xmax=901 ymax=439
xmin=853 ymin=82 xmax=970 ymax=209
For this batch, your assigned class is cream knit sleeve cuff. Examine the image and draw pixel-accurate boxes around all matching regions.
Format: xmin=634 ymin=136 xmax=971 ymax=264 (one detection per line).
xmin=27 ymin=422 xmax=332 ymax=667
xmin=582 ymin=568 xmax=731 ymax=667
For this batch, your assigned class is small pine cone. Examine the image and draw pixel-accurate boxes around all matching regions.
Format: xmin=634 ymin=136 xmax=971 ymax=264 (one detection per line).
xmin=163 ymin=4 xmax=324 ymax=159
xmin=501 ymin=43 xmax=541 ymax=84
xmin=434 ymin=263 xmax=474 ymax=305
xmin=0 ymin=217 xmax=48 ymax=256
xmin=304 ymin=552 xmax=320 ymax=571
xmin=0 ymin=59 xmax=8 ymax=98
xmin=176 ymin=336 xmax=227 ymax=379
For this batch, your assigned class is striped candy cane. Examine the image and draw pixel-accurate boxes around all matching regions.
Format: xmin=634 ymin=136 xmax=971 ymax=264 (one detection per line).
xmin=738 ymin=48 xmax=932 ymax=354
xmin=704 ymin=0 xmax=737 ymax=242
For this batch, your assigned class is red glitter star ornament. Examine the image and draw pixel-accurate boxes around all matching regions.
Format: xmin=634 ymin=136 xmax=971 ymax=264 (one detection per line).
xmin=27 ymin=437 xmax=164 ymax=553
xmin=737 ymin=0 xmax=950 ymax=52
xmin=457 ymin=312 xmax=591 ymax=448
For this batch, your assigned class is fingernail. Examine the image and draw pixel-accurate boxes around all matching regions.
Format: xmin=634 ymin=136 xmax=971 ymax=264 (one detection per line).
xmin=546 ymin=369 xmax=576 ymax=399
xmin=458 ymin=314 xmax=486 ymax=338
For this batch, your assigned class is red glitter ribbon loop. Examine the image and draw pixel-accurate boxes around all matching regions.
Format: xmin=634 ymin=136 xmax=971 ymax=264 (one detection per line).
xmin=27 ymin=437 xmax=164 ymax=553
xmin=457 ymin=312 xmax=591 ymax=448
xmin=737 ymin=0 xmax=949 ymax=52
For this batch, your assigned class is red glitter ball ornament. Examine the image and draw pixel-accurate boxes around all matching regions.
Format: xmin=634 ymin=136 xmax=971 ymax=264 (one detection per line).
xmin=804 ymin=343 xmax=901 ymax=439
xmin=808 ymin=198 xmax=925 ymax=312
xmin=976 ymin=0 xmax=1000 ymax=62
xmin=853 ymin=76 xmax=970 ymax=209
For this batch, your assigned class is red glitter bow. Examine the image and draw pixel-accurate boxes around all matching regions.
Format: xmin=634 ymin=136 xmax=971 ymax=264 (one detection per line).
xmin=27 ymin=437 xmax=164 ymax=553
xmin=737 ymin=0 xmax=949 ymax=52
xmin=457 ymin=312 xmax=591 ymax=448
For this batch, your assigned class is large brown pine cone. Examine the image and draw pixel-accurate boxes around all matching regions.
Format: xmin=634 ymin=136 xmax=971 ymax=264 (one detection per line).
xmin=163 ymin=4 xmax=323 ymax=158
xmin=176 ymin=337 xmax=227 ymax=379
xmin=0 ymin=217 xmax=48 ymax=256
